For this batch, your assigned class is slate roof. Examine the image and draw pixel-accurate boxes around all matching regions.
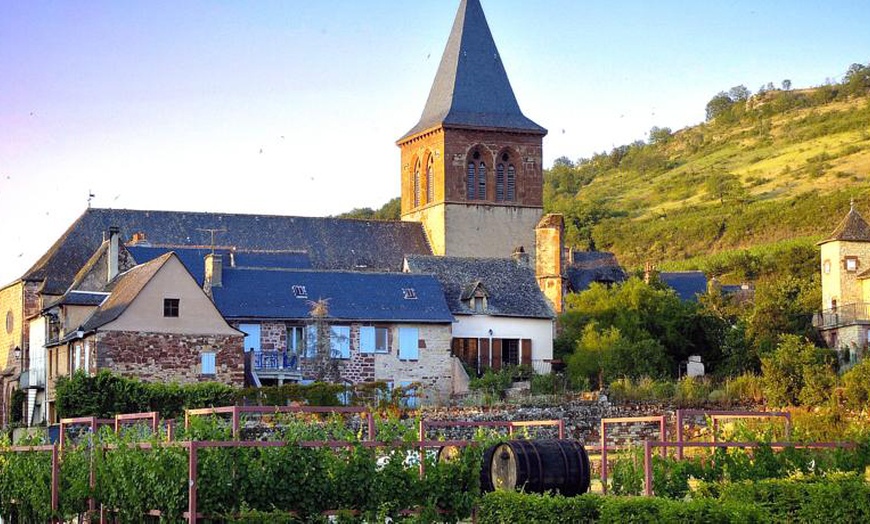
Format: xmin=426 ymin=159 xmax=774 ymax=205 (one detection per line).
xmin=210 ymin=268 xmax=454 ymax=323
xmin=19 ymin=208 xmax=432 ymax=294
xmin=127 ymin=246 xmax=312 ymax=285
xmin=50 ymin=291 xmax=110 ymax=308
xmin=658 ymin=271 xmax=708 ymax=302
xmin=820 ymin=205 xmax=870 ymax=244
xmin=79 ymin=252 xmax=174 ymax=332
xmin=404 ymin=255 xmax=554 ymax=319
xmin=399 ymin=0 xmax=546 ymax=141
xmin=565 ymin=251 xmax=627 ymax=293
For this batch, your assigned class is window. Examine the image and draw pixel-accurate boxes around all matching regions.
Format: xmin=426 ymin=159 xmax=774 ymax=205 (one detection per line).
xmin=360 ymin=326 xmax=389 ymax=354
xmin=426 ymin=156 xmax=434 ymax=203
xmin=402 ymin=288 xmax=417 ymax=300
xmin=288 ymin=325 xmax=305 ymax=354
xmin=201 ymin=352 xmax=216 ymax=375
xmin=73 ymin=343 xmax=82 ymax=372
xmin=240 ymin=323 xmax=261 ymax=352
xmin=846 ymin=257 xmax=859 ymax=272
xmin=496 ymin=164 xmax=505 ymax=201
xmin=467 ymin=162 xmax=476 ymax=199
xmin=413 ymin=159 xmax=422 ymax=208
xmin=502 ymin=339 xmax=520 ymax=366
xmin=330 ymin=326 xmax=351 ymax=359
xmin=292 ymin=285 xmax=308 ymax=299
xmin=84 ymin=341 xmax=90 ymax=373
xmin=506 ymin=165 xmax=516 ymax=201
xmin=305 ymin=325 xmax=318 ymax=358
xmin=478 ymin=163 xmax=487 ymax=199
xmin=163 ymin=298 xmax=179 ymax=317
xmin=398 ymin=327 xmax=419 ymax=360
xmin=398 ymin=381 xmax=419 ymax=409
xmin=5 ymin=310 xmax=12 ymax=334
xmin=823 ymin=260 xmax=831 ymax=274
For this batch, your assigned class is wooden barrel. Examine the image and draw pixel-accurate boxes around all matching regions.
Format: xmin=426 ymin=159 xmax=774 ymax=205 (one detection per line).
xmin=480 ymin=444 xmax=496 ymax=493
xmin=485 ymin=440 xmax=591 ymax=496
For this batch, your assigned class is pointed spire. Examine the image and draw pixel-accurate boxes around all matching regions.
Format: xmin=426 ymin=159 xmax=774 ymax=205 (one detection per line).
xmin=821 ymin=201 xmax=870 ymax=243
xmin=399 ymin=0 xmax=546 ymax=141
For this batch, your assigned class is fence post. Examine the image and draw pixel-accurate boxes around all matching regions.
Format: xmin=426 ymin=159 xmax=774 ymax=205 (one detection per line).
xmin=676 ymin=410 xmax=683 ymax=460
xmin=643 ymin=441 xmax=653 ymax=496
xmin=600 ymin=419 xmax=607 ymax=495
xmin=188 ymin=442 xmax=198 ymax=524
xmin=51 ymin=444 xmax=59 ymax=522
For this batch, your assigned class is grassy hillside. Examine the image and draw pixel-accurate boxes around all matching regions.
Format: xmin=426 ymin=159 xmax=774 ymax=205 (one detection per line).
xmin=546 ymin=65 xmax=870 ymax=279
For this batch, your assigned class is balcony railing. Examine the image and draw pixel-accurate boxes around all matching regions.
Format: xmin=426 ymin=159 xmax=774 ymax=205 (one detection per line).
xmin=813 ymin=303 xmax=870 ymax=329
xmin=252 ymin=351 xmax=299 ymax=372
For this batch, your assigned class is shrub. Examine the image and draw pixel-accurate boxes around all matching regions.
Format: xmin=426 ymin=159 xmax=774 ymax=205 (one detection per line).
xmin=842 ymin=359 xmax=870 ymax=410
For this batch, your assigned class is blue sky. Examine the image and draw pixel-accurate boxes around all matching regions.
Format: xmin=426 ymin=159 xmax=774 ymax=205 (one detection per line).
xmin=2 ymin=0 xmax=869 ymax=285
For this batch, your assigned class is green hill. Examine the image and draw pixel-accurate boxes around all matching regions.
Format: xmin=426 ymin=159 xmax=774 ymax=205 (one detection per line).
xmin=546 ymin=63 xmax=870 ymax=280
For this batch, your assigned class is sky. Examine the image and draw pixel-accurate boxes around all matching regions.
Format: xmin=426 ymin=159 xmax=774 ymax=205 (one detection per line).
xmin=2 ymin=0 xmax=870 ymax=286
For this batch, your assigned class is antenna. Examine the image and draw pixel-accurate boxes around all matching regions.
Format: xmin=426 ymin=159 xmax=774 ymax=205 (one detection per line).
xmin=87 ymin=190 xmax=95 ymax=208
xmin=196 ymin=228 xmax=227 ymax=254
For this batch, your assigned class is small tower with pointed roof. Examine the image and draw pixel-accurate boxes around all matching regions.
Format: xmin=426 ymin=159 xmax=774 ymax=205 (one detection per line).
xmin=397 ymin=0 xmax=547 ymax=259
xmin=816 ymin=200 xmax=870 ymax=355
xmin=818 ymin=200 xmax=870 ymax=310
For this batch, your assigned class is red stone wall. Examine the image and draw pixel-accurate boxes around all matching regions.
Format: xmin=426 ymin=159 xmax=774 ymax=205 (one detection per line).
xmin=96 ymin=331 xmax=244 ymax=386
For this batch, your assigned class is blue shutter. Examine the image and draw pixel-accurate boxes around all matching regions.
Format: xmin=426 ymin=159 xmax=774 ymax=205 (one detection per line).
xmin=360 ymin=326 xmax=376 ymax=354
xmin=398 ymin=327 xmax=419 ymax=360
xmin=305 ymin=325 xmax=318 ymax=358
xmin=201 ymin=352 xmax=216 ymax=375
xmin=331 ymin=326 xmax=350 ymax=359
xmin=239 ymin=323 xmax=261 ymax=352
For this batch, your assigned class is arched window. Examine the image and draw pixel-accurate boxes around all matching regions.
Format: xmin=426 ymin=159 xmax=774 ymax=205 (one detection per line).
xmin=478 ymin=163 xmax=487 ymax=200
xmin=413 ymin=160 xmax=421 ymax=208
xmin=507 ymin=164 xmax=516 ymax=201
xmin=426 ymin=156 xmax=434 ymax=204
xmin=496 ymin=164 xmax=505 ymax=201
xmin=467 ymin=162 xmax=476 ymax=200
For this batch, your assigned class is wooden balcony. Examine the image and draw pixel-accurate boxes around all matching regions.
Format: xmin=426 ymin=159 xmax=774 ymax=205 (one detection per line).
xmin=813 ymin=303 xmax=870 ymax=329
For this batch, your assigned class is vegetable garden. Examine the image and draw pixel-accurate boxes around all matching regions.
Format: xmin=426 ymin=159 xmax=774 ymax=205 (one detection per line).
xmin=2 ymin=405 xmax=870 ymax=523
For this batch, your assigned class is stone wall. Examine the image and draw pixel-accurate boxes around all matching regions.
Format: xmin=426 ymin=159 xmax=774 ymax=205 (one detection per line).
xmin=376 ymin=323 xmax=453 ymax=403
xmin=97 ymin=331 xmax=244 ymax=386
xmin=420 ymin=399 xmax=727 ymax=448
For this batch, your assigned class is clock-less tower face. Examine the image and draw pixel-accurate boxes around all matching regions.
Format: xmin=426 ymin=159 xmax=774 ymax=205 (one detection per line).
xmin=397 ymin=0 xmax=547 ymax=258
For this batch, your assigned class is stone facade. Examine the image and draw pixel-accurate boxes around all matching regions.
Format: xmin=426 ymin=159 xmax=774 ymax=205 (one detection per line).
xmin=96 ymin=331 xmax=244 ymax=386
xmin=820 ymin=239 xmax=870 ymax=308
xmin=535 ymin=214 xmax=566 ymax=313
xmin=375 ymin=323 xmax=453 ymax=403
xmin=399 ymin=127 xmax=544 ymax=259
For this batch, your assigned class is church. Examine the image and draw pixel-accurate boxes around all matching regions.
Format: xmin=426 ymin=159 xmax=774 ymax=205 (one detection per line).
xmin=0 ymin=0 xmax=594 ymax=426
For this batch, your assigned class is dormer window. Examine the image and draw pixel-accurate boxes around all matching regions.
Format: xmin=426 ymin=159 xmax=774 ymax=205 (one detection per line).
xmin=845 ymin=257 xmax=859 ymax=272
xmin=292 ymin=285 xmax=308 ymax=299
xmin=402 ymin=288 xmax=417 ymax=300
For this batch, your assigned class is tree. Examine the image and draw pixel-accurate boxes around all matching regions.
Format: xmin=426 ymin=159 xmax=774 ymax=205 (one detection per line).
xmin=728 ymin=85 xmax=751 ymax=102
xmin=761 ymin=335 xmax=836 ymax=407
xmin=704 ymin=170 xmax=745 ymax=205
xmin=552 ymin=156 xmax=575 ymax=168
xmin=308 ymin=299 xmax=340 ymax=382
xmin=705 ymin=91 xmax=734 ymax=121
xmin=781 ymin=79 xmax=792 ymax=91
xmin=746 ymin=275 xmax=822 ymax=357
xmin=648 ymin=126 xmax=673 ymax=145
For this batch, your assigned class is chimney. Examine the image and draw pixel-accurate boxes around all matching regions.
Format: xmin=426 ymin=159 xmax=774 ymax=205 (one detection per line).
xmin=204 ymin=253 xmax=223 ymax=289
xmin=512 ymin=246 xmax=530 ymax=267
xmin=534 ymin=214 xmax=566 ymax=314
xmin=108 ymin=226 xmax=120 ymax=282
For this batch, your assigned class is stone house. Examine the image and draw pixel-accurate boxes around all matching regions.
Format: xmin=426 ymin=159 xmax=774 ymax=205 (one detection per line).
xmin=42 ymin=249 xmax=244 ymax=424
xmin=404 ymin=255 xmax=554 ymax=376
xmin=814 ymin=202 xmax=870 ymax=365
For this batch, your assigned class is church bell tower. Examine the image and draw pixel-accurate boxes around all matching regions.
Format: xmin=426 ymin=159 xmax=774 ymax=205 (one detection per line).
xmin=397 ymin=0 xmax=548 ymax=258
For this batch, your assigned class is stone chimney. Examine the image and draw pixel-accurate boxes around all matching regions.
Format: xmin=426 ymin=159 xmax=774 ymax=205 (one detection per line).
xmin=108 ymin=226 xmax=120 ymax=282
xmin=535 ymin=214 xmax=567 ymax=314
xmin=204 ymin=253 xmax=223 ymax=290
